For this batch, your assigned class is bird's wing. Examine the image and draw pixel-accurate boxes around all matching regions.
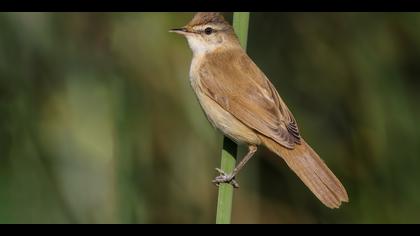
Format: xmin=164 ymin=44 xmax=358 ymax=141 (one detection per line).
xmin=197 ymin=48 xmax=301 ymax=149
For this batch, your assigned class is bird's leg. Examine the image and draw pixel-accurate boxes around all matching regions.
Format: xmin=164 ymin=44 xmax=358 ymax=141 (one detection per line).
xmin=213 ymin=145 xmax=257 ymax=188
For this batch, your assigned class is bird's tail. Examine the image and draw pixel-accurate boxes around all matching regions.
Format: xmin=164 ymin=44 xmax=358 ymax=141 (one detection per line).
xmin=259 ymin=135 xmax=349 ymax=208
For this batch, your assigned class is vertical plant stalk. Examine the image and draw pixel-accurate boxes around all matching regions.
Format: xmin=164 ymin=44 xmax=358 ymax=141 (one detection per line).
xmin=215 ymin=12 xmax=250 ymax=224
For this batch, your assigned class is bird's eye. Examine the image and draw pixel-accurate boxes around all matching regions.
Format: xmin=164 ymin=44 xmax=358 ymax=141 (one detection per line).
xmin=204 ymin=27 xmax=213 ymax=35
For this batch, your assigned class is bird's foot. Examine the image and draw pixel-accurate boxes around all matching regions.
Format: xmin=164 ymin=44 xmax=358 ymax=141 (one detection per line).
xmin=212 ymin=168 xmax=239 ymax=188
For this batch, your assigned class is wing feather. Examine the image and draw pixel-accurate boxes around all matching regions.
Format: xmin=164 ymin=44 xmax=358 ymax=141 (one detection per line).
xmin=197 ymin=48 xmax=301 ymax=149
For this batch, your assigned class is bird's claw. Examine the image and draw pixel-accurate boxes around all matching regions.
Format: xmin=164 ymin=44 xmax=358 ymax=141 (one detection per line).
xmin=212 ymin=168 xmax=240 ymax=188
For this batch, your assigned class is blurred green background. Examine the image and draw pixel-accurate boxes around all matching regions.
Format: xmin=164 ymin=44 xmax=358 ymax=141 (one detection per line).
xmin=0 ymin=12 xmax=419 ymax=223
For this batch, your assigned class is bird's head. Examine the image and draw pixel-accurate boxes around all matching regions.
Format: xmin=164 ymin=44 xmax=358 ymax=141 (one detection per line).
xmin=170 ymin=12 xmax=240 ymax=55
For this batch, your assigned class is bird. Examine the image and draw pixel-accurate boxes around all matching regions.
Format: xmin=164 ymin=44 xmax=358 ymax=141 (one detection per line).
xmin=170 ymin=12 xmax=348 ymax=208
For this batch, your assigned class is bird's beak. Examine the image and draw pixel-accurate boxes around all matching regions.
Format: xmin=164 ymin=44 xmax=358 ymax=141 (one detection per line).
xmin=169 ymin=27 xmax=190 ymax=35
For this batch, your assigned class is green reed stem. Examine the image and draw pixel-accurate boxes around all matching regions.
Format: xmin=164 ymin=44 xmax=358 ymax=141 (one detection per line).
xmin=215 ymin=12 xmax=250 ymax=224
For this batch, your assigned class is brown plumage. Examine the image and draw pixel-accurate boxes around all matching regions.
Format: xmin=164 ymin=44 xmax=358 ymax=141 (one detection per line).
xmin=198 ymin=49 xmax=301 ymax=149
xmin=171 ymin=12 xmax=349 ymax=208
xmin=188 ymin=12 xmax=227 ymax=27
xmin=260 ymin=136 xmax=348 ymax=208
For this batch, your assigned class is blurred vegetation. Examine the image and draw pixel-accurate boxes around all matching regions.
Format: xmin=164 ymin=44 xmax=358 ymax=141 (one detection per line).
xmin=0 ymin=12 xmax=419 ymax=223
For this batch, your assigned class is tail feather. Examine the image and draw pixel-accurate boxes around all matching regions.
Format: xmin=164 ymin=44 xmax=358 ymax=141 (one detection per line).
xmin=259 ymin=135 xmax=349 ymax=209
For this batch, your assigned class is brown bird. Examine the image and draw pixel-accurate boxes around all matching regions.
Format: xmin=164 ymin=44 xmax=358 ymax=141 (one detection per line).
xmin=171 ymin=12 xmax=348 ymax=208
